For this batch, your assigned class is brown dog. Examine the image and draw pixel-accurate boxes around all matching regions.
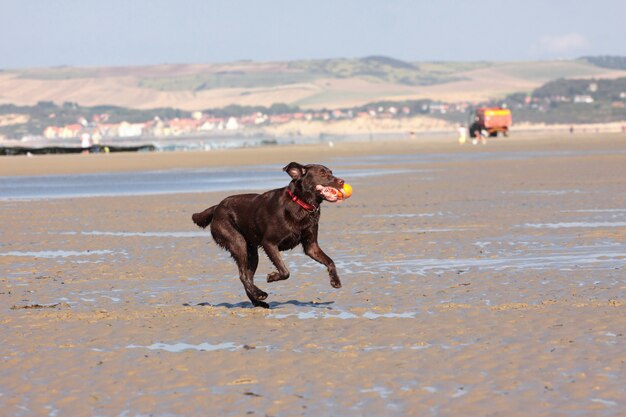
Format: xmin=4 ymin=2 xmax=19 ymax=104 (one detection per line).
xmin=192 ymin=162 xmax=346 ymax=308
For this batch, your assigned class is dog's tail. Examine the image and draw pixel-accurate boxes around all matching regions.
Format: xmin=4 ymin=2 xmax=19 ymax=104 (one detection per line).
xmin=192 ymin=206 xmax=216 ymax=229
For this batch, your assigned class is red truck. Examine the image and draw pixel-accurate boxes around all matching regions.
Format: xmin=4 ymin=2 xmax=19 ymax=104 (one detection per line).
xmin=468 ymin=107 xmax=512 ymax=138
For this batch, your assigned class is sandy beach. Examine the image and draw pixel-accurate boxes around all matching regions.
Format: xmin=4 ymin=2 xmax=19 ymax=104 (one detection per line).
xmin=1 ymin=132 xmax=625 ymax=416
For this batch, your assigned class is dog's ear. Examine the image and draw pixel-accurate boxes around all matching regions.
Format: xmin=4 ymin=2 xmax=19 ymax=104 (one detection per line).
xmin=283 ymin=162 xmax=307 ymax=180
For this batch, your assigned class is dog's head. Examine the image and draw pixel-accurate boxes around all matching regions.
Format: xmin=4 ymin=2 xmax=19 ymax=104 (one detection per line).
xmin=284 ymin=162 xmax=345 ymax=202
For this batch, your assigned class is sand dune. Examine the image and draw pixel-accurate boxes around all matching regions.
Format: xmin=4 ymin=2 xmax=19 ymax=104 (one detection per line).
xmin=2 ymin=60 xmax=625 ymax=110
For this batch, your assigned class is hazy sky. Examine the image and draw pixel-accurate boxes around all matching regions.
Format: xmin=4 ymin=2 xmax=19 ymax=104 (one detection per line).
xmin=1 ymin=0 xmax=625 ymax=68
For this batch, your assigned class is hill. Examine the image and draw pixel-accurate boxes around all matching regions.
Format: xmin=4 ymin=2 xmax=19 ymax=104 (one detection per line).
xmin=1 ymin=57 xmax=625 ymax=111
xmin=500 ymin=77 xmax=626 ymax=124
xmin=581 ymin=56 xmax=626 ymax=71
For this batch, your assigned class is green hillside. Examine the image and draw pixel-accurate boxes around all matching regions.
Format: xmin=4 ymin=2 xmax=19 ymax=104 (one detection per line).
xmin=135 ymin=57 xmax=491 ymax=92
xmin=126 ymin=58 xmax=617 ymax=93
xmin=581 ymin=55 xmax=626 ymax=70
xmin=286 ymin=56 xmax=481 ymax=86
xmin=488 ymin=60 xmax=613 ymax=82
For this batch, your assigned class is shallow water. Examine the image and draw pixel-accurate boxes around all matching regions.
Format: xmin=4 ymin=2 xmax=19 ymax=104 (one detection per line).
xmin=123 ymin=340 xmax=442 ymax=354
xmin=0 ymin=166 xmax=411 ymax=200
xmin=9 ymin=229 xmax=622 ymax=272
xmin=127 ymin=342 xmax=242 ymax=353
xmin=0 ymin=249 xmax=118 ymax=258
xmin=336 ymin=148 xmax=626 ymax=166
xmin=522 ymin=221 xmax=626 ymax=229
xmin=3 ymin=146 xmax=625 ymax=200
xmin=58 ymin=230 xmax=207 ymax=238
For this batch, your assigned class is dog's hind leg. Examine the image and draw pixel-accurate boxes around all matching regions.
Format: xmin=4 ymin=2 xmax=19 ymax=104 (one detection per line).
xmin=238 ymin=246 xmax=269 ymax=308
xmin=246 ymin=244 xmax=267 ymax=301
xmin=211 ymin=223 xmax=269 ymax=308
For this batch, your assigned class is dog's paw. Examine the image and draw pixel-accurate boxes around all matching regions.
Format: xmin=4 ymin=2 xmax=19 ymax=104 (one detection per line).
xmin=252 ymin=300 xmax=270 ymax=309
xmin=255 ymin=289 xmax=268 ymax=300
xmin=330 ymin=278 xmax=342 ymax=289
xmin=267 ymin=271 xmax=288 ymax=283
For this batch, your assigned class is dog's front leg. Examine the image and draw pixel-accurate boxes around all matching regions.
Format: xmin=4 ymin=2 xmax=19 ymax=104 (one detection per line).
xmin=263 ymin=242 xmax=290 ymax=283
xmin=303 ymin=241 xmax=341 ymax=288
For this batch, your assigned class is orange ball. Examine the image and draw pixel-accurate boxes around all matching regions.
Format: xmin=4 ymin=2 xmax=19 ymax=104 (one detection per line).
xmin=340 ymin=183 xmax=353 ymax=199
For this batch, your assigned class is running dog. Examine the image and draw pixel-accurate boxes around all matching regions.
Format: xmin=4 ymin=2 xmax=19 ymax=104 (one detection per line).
xmin=192 ymin=162 xmax=346 ymax=308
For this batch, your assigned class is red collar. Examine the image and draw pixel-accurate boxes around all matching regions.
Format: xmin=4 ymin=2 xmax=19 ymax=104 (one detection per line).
xmin=286 ymin=189 xmax=318 ymax=213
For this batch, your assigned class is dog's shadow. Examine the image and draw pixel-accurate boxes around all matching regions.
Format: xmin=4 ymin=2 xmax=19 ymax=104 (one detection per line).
xmin=184 ymin=299 xmax=335 ymax=310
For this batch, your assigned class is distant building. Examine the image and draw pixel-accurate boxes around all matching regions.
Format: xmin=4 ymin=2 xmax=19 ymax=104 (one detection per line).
xmin=118 ymin=122 xmax=145 ymax=137
xmin=573 ymin=95 xmax=594 ymax=104
xmin=43 ymin=126 xmax=62 ymax=139
xmin=226 ymin=117 xmax=239 ymax=130
xmin=61 ymin=124 xmax=82 ymax=138
xmin=253 ymin=113 xmax=268 ymax=125
xmin=168 ymin=118 xmax=200 ymax=135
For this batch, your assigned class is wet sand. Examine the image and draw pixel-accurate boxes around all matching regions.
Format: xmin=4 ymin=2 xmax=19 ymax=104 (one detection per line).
xmin=2 ymin=131 xmax=623 ymax=177
xmin=1 ymin=133 xmax=625 ymax=416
